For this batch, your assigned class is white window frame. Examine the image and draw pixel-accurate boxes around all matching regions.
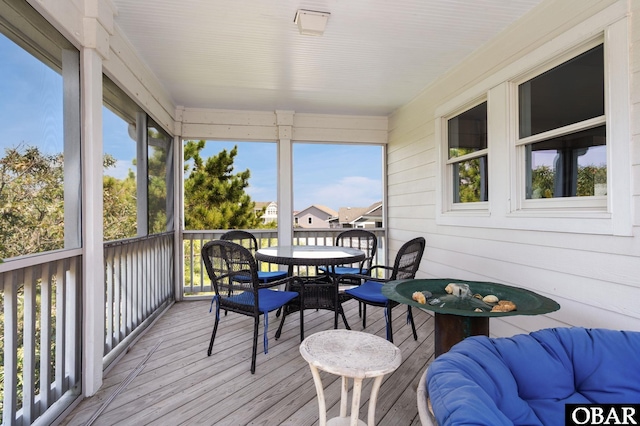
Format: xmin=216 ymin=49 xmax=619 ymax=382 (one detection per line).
xmin=511 ymin=38 xmax=607 ymax=213
xmin=435 ymin=3 xmax=631 ymax=236
xmin=441 ymin=98 xmax=489 ymax=213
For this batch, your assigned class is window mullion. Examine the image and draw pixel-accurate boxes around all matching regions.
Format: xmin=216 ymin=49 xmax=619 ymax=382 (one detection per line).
xmin=516 ymin=115 xmax=606 ymax=146
xmin=446 ymin=148 xmax=488 ymax=165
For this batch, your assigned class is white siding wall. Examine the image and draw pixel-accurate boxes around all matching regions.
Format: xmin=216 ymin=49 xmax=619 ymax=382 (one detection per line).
xmin=388 ymin=0 xmax=640 ymax=336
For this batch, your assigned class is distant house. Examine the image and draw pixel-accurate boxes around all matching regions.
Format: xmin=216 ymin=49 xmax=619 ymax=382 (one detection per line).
xmin=254 ymin=201 xmax=278 ymax=224
xmin=293 ymin=205 xmax=338 ymax=229
xmin=329 ymin=201 xmax=383 ymax=229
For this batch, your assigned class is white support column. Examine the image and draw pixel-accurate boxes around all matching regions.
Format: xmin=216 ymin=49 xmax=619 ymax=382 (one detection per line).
xmin=174 ymin=134 xmax=184 ymax=301
xmin=81 ymin=46 xmax=105 ymax=396
xmin=81 ymin=0 xmax=114 ymax=395
xmin=276 ymin=110 xmax=294 ymax=245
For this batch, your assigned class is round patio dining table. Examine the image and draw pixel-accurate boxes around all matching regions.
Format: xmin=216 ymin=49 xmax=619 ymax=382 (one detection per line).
xmin=256 ymin=245 xmax=365 ymax=339
xmin=383 ymin=278 xmax=560 ymax=357
xmin=256 ymin=245 xmax=365 ymax=269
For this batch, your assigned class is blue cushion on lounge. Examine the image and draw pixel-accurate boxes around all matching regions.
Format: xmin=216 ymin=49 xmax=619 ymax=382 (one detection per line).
xmin=227 ymin=288 xmax=298 ymax=313
xmin=425 ymin=327 xmax=640 ymax=426
xmin=344 ymin=280 xmax=387 ymax=304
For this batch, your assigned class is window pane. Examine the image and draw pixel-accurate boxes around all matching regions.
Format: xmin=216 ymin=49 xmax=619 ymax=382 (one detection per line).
xmin=448 ymin=102 xmax=487 ymax=159
xmin=0 ymin=26 xmax=80 ymax=258
xmin=519 ymin=45 xmax=604 ymax=138
xmin=148 ymin=120 xmax=171 ymax=234
xmin=103 ymin=76 xmax=142 ymax=240
xmin=526 ymin=125 xmax=606 ymax=199
xmin=293 ymin=144 xmax=383 ymax=229
xmin=453 ymin=156 xmax=488 ymax=203
xmin=183 ymin=141 xmax=277 ymax=230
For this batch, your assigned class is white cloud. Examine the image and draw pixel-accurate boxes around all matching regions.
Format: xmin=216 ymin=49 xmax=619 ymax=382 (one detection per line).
xmin=298 ymin=176 xmax=382 ymax=210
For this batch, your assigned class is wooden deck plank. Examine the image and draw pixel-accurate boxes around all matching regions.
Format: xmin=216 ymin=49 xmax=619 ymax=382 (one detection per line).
xmin=60 ymin=299 xmax=435 ymax=426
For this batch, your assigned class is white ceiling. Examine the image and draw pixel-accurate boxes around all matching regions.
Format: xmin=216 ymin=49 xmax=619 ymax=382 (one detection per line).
xmin=110 ymin=0 xmax=544 ymax=116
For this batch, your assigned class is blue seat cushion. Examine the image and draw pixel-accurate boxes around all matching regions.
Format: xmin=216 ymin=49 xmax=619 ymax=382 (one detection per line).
xmin=426 ymin=327 xmax=640 ymax=426
xmin=232 ymin=270 xmax=287 ymax=283
xmin=319 ymin=266 xmax=367 ymax=275
xmin=345 ymin=280 xmax=387 ymax=304
xmin=227 ymin=288 xmax=298 ymax=313
xmin=257 ymin=270 xmax=287 ymax=282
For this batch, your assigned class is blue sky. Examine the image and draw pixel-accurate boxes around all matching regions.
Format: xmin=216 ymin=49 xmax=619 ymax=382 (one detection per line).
xmin=194 ymin=141 xmax=383 ymax=212
xmin=1 ymin=33 xmax=382 ymax=213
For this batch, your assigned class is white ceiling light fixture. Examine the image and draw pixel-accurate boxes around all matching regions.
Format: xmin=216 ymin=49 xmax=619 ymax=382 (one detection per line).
xmin=294 ymin=9 xmax=330 ymax=36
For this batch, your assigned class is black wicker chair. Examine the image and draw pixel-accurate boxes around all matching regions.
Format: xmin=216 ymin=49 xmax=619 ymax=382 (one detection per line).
xmin=201 ymin=239 xmax=301 ymax=373
xmin=220 ymin=230 xmax=287 ymax=283
xmin=319 ymin=229 xmax=378 ymax=316
xmin=327 ymin=229 xmax=377 ymax=276
xmin=341 ymin=237 xmax=426 ymax=343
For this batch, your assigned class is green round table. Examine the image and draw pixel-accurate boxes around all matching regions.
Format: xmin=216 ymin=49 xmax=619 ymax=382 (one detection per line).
xmin=382 ymin=278 xmax=560 ymax=357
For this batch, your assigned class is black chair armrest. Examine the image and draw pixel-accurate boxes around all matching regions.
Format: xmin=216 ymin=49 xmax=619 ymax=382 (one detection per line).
xmin=337 ymin=272 xmax=390 ymax=285
xmin=259 ymin=275 xmax=299 ymax=290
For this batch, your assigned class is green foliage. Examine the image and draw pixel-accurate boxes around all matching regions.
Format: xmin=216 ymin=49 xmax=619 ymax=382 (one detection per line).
xmin=531 ymin=165 xmax=555 ymax=199
xmin=0 ymin=146 xmax=65 ymax=258
xmin=456 ymin=157 xmax=486 ymax=203
xmin=577 ymin=165 xmax=607 ymax=196
xmin=183 ymin=141 xmax=266 ymax=230
xmin=103 ymin=168 xmax=137 ymax=240
xmin=148 ymin=132 xmax=169 ymax=234
xmin=531 ymin=164 xmax=607 ymax=198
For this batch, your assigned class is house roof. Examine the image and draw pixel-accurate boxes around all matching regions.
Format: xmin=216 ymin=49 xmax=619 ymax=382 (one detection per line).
xmin=332 ymin=201 xmax=382 ymax=224
xmin=253 ymin=201 xmax=276 ymax=209
xmin=295 ymin=204 xmax=339 ymax=217
xmin=109 ymin=0 xmax=544 ymax=116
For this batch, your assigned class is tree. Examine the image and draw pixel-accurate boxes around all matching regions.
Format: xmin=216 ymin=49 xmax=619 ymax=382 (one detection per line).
xmin=531 ymin=164 xmax=607 ymax=198
xmin=577 ymin=164 xmax=607 ymax=197
xmin=457 ymin=157 xmax=487 ymax=203
xmin=0 ymin=145 xmax=65 ymax=258
xmin=0 ymin=145 xmax=68 ymax=417
xmin=103 ymin=153 xmax=137 ymax=240
xmin=531 ymin=165 xmax=555 ymax=198
xmin=183 ymin=141 xmax=267 ymax=230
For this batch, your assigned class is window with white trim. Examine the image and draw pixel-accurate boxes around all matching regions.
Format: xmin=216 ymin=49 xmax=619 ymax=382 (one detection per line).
xmin=517 ymin=43 xmax=606 ymax=208
xmin=446 ymin=101 xmax=488 ymax=205
xmin=435 ymin=9 xmax=631 ymax=236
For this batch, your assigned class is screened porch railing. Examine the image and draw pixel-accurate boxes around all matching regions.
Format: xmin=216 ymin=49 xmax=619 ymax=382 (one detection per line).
xmin=0 ymin=249 xmax=82 ymax=426
xmin=103 ymin=232 xmax=175 ymax=368
xmin=0 ymin=228 xmax=384 ymax=424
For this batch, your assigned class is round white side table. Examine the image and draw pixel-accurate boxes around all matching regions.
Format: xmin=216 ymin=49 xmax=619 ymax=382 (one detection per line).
xmin=299 ymin=329 xmax=402 ymax=426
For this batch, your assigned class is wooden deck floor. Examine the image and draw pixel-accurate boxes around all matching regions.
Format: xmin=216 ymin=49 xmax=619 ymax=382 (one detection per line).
xmin=60 ymin=298 xmax=435 ymax=426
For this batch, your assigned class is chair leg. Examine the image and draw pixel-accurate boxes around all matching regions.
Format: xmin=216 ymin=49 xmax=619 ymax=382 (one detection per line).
xmin=299 ymin=303 xmax=305 ymax=341
xmin=386 ymin=305 xmax=394 ymax=343
xmin=408 ymin=306 xmax=418 ymax=340
xmin=275 ymin=308 xmax=287 ymax=339
xmin=362 ymin=304 xmax=367 ymax=328
xmin=339 ymin=304 xmax=350 ymax=330
xmin=251 ymin=317 xmax=259 ymax=374
xmin=207 ymin=314 xmax=220 ymax=356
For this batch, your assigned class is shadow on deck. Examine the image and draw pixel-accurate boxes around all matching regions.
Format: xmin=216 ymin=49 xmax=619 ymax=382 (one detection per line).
xmin=61 ymin=298 xmax=435 ymax=425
